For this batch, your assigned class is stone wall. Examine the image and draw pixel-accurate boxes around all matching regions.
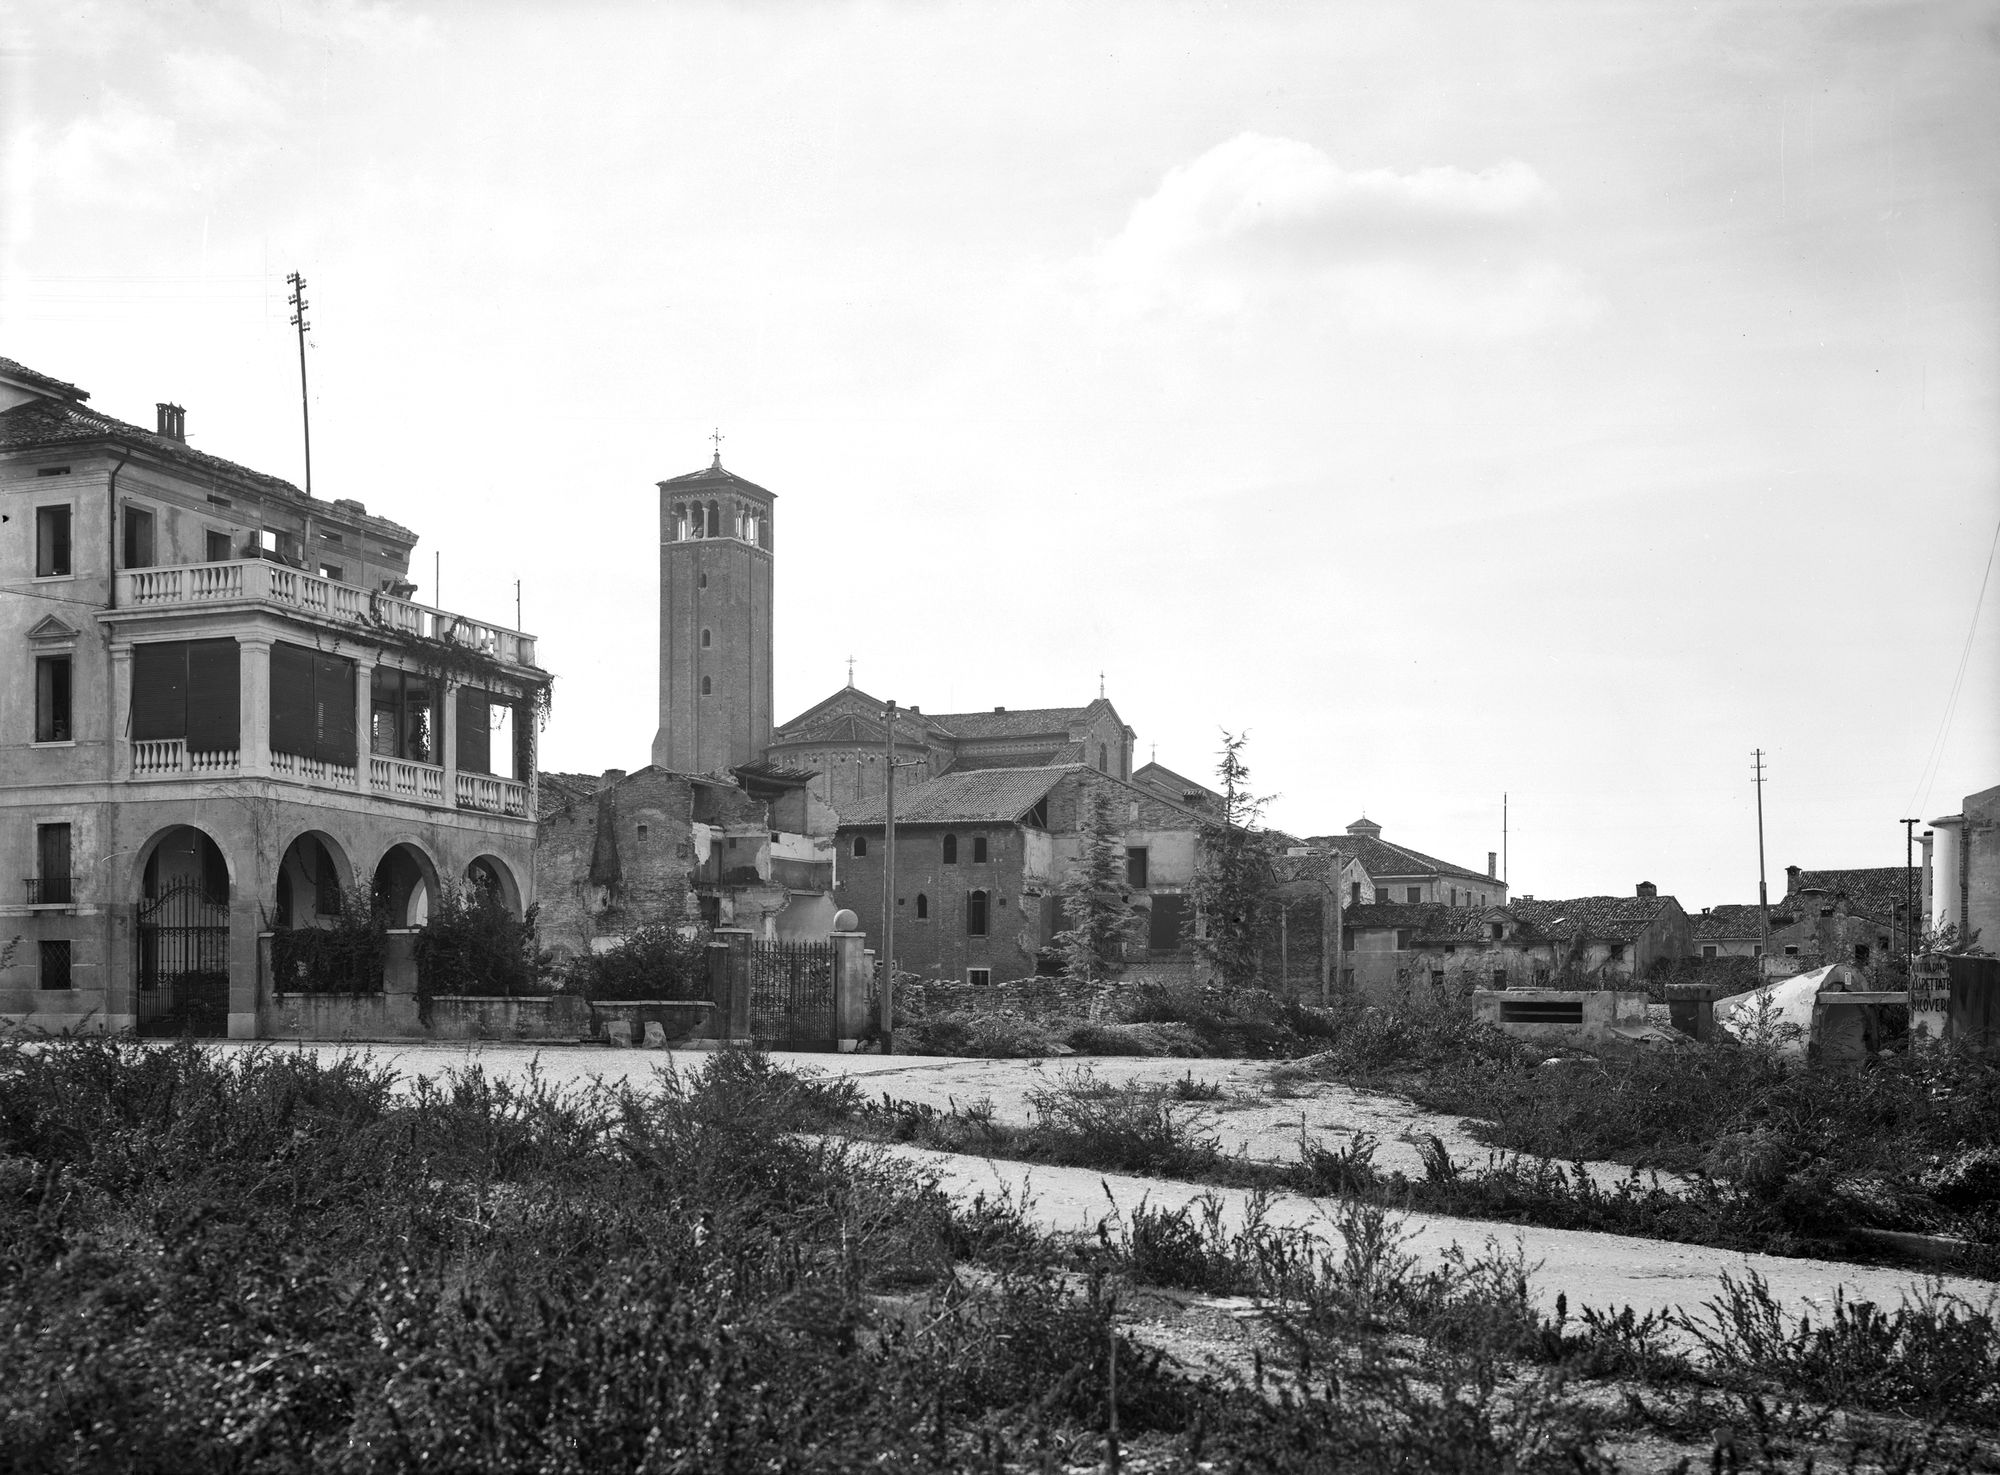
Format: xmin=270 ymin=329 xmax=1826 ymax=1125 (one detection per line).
xmin=534 ymin=767 xmax=698 ymax=959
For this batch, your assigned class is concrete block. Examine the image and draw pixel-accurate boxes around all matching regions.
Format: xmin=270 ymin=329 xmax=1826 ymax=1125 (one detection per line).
xmin=643 ymin=1020 xmax=667 ymax=1048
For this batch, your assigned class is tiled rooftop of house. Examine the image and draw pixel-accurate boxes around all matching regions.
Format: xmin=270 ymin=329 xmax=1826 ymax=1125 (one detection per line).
xmin=840 ymin=765 xmax=1074 ymax=827
xmin=1509 ymin=893 xmax=1675 ymax=942
xmin=1781 ymin=867 xmax=1912 ymax=923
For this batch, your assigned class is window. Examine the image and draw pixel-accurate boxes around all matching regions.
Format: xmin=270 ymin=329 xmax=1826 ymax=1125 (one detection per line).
xmin=967 ymin=968 xmax=992 ymax=986
xmin=1395 ymin=929 xmax=1411 ymax=949
xmin=1608 ymin=943 xmax=1626 ymax=962
xmin=1489 ymin=922 xmax=1503 ymax=941
xmin=701 ymin=676 xmax=712 ymax=695
xmin=706 ymin=501 xmax=720 ymax=536
xmin=132 ymin=639 xmax=241 ymax=753
xmin=636 ymin=824 xmax=649 ymax=841
xmin=1350 ymin=882 xmax=1361 ymax=907
xmin=1097 ymin=745 xmax=1107 ymax=772
xmin=35 ymin=506 xmax=71 ymax=577
xmin=371 ymin=667 xmax=439 ymax=763
xmin=1783 ymin=945 xmax=1799 ymax=957
xmin=39 ymin=939 xmax=72 ymax=991
xmin=916 ymin=893 xmax=928 ymax=920
xmin=966 ymin=889 xmax=988 ymax=936
xmin=853 ymin=835 xmax=868 ymax=858
xmin=1492 ymin=968 xmax=1508 ymax=988
xmin=36 ymin=824 xmax=73 ymax=905
xmin=1450 ymin=888 xmax=1458 ymax=906
xmin=206 ymin=529 xmax=233 ymax=562
xmin=698 ymin=572 xmax=708 ymax=589
xmin=1126 ymin=846 xmax=1149 ymax=890
xmin=1405 ymin=887 xmax=1422 ymax=904
xmin=35 ymin=655 xmax=72 ymax=742
xmin=942 ymin=834 xmax=958 ymax=864
xmin=1701 ymin=945 xmax=1718 ymax=960
xmin=701 ymin=628 xmax=712 ymax=648
xmin=317 ymin=563 xmax=344 ymax=583
xmin=122 ymin=506 xmax=156 ymax=569
xmin=1854 ymin=944 xmax=1871 ymax=966
xmin=456 ymin=687 xmax=499 ymax=775
xmin=971 ymin=835 xmax=988 ymax=863
xmin=1753 ymin=945 xmax=1764 ymax=958
xmin=1148 ymin=893 xmax=1185 ymax=952
xmin=268 ymin=641 xmax=354 ymax=766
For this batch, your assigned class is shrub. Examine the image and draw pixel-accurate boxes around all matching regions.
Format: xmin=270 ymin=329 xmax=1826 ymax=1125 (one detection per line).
xmin=567 ymin=922 xmax=710 ymax=1001
xmin=269 ymin=884 xmax=387 ymax=994
xmin=413 ymin=882 xmax=550 ymax=1003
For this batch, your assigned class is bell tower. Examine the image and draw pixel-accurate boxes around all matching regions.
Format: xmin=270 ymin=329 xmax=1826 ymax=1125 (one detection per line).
xmin=650 ymin=449 xmax=775 ymax=774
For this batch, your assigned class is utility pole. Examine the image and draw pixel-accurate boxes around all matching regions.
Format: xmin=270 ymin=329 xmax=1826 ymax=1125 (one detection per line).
xmin=1502 ymin=792 xmax=1508 ymax=887
xmin=1753 ymin=749 xmax=1770 ymax=954
xmin=1901 ymin=817 xmax=1921 ymax=977
xmin=286 ymin=272 xmax=312 ymax=498
xmin=515 ymin=579 xmax=522 ymax=632
xmin=881 ymin=699 xmax=898 ymax=1055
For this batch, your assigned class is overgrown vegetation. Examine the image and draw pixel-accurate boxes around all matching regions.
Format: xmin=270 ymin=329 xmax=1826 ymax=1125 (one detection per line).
xmin=269 ymin=885 xmax=388 ymax=994
xmin=1053 ymin=782 xmax=1145 ymax=984
xmin=0 ymin=1038 xmax=1992 ymax=1471
xmin=563 ymin=921 xmax=711 ymax=1001
xmin=1187 ymin=730 xmax=1277 ymax=992
xmin=412 ymin=881 xmax=550 ymax=1004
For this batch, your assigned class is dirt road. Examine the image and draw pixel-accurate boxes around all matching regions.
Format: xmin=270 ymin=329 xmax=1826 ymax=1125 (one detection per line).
xmin=224 ymin=1040 xmax=1992 ymax=1323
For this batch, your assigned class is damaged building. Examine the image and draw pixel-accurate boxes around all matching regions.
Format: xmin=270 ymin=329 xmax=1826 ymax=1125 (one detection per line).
xmin=533 ymin=762 xmax=836 ymax=955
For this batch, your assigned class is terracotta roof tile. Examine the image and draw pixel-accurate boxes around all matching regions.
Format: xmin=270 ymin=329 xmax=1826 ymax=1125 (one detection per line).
xmin=841 ymin=766 xmax=1074 ymax=827
xmin=1509 ymin=894 xmax=1675 ymax=942
xmin=1782 ymin=867 xmax=1911 ymax=924
xmin=0 ymin=356 xmax=87 ymax=401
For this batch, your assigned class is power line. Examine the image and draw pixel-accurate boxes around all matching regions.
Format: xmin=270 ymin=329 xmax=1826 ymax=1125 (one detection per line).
xmin=1907 ymin=512 xmax=2000 ymax=818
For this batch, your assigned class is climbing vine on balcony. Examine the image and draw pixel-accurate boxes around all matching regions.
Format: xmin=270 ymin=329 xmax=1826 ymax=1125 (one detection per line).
xmin=364 ymin=618 xmax=555 ymax=729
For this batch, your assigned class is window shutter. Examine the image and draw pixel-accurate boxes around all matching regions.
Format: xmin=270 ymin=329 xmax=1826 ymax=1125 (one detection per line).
xmin=1148 ymin=894 xmax=1184 ymax=952
xmin=131 ymin=642 xmax=188 ymax=740
xmin=456 ymin=687 xmax=491 ymax=774
xmin=269 ymin=642 xmax=317 ymax=758
xmin=183 ymin=640 xmax=240 ymax=753
xmin=314 ymin=653 xmax=356 ymax=766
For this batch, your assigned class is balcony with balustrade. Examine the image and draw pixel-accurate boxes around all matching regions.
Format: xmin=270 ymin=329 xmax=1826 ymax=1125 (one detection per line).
xmin=105 ymin=559 xmax=542 ymax=825
xmin=113 ymin=560 xmax=540 ymax=672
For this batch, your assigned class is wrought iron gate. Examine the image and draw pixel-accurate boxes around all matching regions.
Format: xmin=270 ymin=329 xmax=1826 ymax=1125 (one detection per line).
xmin=748 ymin=940 xmax=835 ymax=1050
xmin=137 ymin=881 xmax=231 ymax=1037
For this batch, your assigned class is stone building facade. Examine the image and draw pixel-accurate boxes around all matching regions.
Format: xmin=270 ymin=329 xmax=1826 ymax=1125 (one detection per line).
xmin=833 ymin=765 xmax=1205 ymax=984
xmin=1306 ymin=816 xmax=1506 ymax=910
xmin=0 ymin=355 xmax=548 ymax=1034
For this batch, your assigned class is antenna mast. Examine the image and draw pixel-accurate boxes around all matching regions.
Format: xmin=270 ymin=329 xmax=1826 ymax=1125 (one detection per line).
xmin=1753 ymin=749 xmax=1770 ymax=952
xmin=286 ymin=272 xmax=313 ymax=497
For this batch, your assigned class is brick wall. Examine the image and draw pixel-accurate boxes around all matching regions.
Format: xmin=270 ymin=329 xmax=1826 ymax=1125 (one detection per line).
xmin=534 ymin=768 xmax=698 ymax=957
xmin=835 ymin=823 xmax=1043 ymax=983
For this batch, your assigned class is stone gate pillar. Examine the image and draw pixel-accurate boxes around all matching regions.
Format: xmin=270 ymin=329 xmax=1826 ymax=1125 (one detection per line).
xmin=831 ymin=927 xmax=871 ymax=1052
xmin=710 ymin=927 xmax=753 ymax=1044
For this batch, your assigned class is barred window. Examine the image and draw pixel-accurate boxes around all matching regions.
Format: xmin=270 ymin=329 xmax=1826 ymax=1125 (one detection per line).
xmin=39 ymin=939 xmax=72 ymax=990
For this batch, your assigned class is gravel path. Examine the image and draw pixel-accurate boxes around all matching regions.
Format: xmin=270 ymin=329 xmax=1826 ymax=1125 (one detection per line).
xmin=224 ymin=1041 xmax=1665 ymax=1189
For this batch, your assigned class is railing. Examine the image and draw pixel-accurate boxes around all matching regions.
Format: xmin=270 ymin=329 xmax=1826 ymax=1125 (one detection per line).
xmin=454 ymin=772 xmax=529 ymax=817
xmin=270 ymin=750 xmax=358 ymax=788
xmin=24 ymin=877 xmax=76 ymax=905
xmin=115 ymin=560 xmax=539 ymax=669
xmin=371 ymin=755 xmax=446 ymax=803
xmin=132 ymin=738 xmax=240 ymax=777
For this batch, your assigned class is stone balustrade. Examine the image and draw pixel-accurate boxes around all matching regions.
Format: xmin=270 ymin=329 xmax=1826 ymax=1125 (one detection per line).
xmin=115 ymin=560 xmax=539 ymax=670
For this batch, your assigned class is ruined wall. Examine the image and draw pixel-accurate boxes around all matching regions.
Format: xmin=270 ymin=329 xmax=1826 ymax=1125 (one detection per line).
xmin=533 ymin=768 xmax=697 ymax=958
xmin=834 ymin=823 xmax=1042 ymax=984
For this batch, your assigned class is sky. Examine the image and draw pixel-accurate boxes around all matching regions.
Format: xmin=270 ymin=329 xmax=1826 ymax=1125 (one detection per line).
xmin=3 ymin=0 xmax=1996 ymax=907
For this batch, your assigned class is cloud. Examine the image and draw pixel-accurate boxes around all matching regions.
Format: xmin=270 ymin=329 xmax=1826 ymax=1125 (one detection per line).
xmin=165 ymin=49 xmax=285 ymax=129
xmin=1092 ymin=133 xmax=1594 ymax=333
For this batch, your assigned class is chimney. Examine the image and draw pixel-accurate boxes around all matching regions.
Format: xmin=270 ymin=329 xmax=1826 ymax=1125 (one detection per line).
xmin=600 ymin=768 xmax=627 ymax=786
xmin=993 ymin=705 xmax=1006 ymax=713
xmin=1487 ymin=851 xmax=1497 ymax=878
xmin=909 ymin=705 xmax=920 ymax=714
xmin=155 ymin=402 xmax=186 ymax=441
xmin=1785 ymin=864 xmax=1801 ymax=893
xmin=1636 ymin=881 xmax=1657 ymax=900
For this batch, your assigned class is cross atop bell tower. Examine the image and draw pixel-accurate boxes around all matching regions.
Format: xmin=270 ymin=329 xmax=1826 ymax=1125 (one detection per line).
xmin=650 ymin=452 xmax=776 ymax=774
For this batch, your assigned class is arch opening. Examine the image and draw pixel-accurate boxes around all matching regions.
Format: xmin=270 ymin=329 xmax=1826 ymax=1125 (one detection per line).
xmin=465 ymin=854 xmax=524 ymax=917
xmin=275 ymin=830 xmax=353 ymax=929
xmin=373 ymin=842 xmax=439 ymax=927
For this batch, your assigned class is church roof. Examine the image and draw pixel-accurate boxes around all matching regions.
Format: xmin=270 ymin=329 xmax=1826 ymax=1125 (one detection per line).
xmin=657 ymin=458 xmax=777 ymax=500
xmin=840 ymin=766 xmax=1073 ymax=827
xmin=926 ymin=698 xmax=1118 ymax=740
